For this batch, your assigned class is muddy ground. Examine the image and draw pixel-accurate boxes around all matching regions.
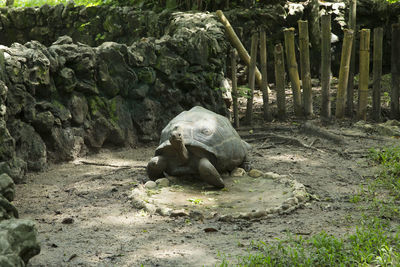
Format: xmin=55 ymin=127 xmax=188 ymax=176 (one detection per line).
xmin=15 ymin=92 xmax=399 ymax=267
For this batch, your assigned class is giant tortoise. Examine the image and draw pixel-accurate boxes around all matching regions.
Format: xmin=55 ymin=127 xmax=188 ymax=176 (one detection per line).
xmin=147 ymin=106 xmax=251 ymax=188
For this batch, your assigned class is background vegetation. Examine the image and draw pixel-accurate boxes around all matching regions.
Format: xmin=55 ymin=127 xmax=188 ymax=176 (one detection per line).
xmin=1 ymin=0 xmax=398 ymax=9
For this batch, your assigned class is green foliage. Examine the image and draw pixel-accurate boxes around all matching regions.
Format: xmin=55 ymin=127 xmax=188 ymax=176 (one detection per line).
xmin=188 ymin=198 xmax=203 ymax=204
xmin=219 ymin=217 xmax=400 ymax=266
xmin=1 ymin=0 xmax=108 ymax=7
xmin=369 ymin=146 xmax=400 ymax=200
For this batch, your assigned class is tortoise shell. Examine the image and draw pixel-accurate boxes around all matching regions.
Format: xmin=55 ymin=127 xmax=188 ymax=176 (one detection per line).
xmin=156 ymin=106 xmax=250 ymax=172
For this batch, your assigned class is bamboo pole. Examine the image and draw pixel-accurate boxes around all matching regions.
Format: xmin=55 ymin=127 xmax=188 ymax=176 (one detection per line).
xmin=216 ymin=10 xmax=263 ymax=89
xmin=274 ymin=43 xmax=286 ymax=120
xmin=231 ymin=48 xmax=239 ymax=128
xmin=346 ymin=0 xmax=357 ymax=116
xmin=357 ymin=29 xmax=370 ymax=121
xmin=283 ymin=28 xmax=303 ymax=117
xmin=391 ymin=23 xmax=400 ymax=119
xmin=335 ymin=29 xmax=354 ymax=119
xmin=321 ymin=14 xmax=331 ymax=119
xmin=372 ymin=27 xmax=383 ymax=122
xmin=245 ymin=32 xmax=258 ymax=125
xmin=260 ymin=28 xmax=271 ymax=122
xmin=298 ymin=20 xmax=313 ymax=117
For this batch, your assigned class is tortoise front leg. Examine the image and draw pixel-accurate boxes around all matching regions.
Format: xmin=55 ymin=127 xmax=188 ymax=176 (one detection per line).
xmin=198 ymin=158 xmax=224 ymax=188
xmin=147 ymin=155 xmax=167 ymax=180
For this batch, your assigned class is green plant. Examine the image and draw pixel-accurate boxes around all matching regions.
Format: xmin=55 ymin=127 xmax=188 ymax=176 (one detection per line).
xmin=218 ymin=217 xmax=400 ymax=266
xmin=188 ymin=198 xmax=203 ymax=205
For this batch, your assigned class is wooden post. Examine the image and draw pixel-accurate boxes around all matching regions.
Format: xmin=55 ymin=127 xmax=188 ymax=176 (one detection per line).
xmin=231 ymin=49 xmax=239 ymax=128
xmin=335 ymin=29 xmax=354 ymax=119
xmin=274 ymin=43 xmax=286 ymax=120
xmin=216 ymin=10 xmax=264 ymax=89
xmin=321 ymin=14 xmax=331 ymax=120
xmin=372 ymin=27 xmax=383 ymax=122
xmin=260 ymin=28 xmax=271 ymax=121
xmin=298 ymin=20 xmax=313 ymax=117
xmin=391 ymin=23 xmax=400 ymax=119
xmin=283 ymin=28 xmax=303 ymax=117
xmin=245 ymin=32 xmax=258 ymax=125
xmin=346 ymin=0 xmax=357 ymax=116
xmin=357 ymin=29 xmax=370 ymax=121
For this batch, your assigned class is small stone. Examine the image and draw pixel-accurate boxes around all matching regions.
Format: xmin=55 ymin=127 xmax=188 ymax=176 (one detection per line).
xmin=170 ymin=209 xmax=189 ymax=217
xmin=61 ymin=217 xmax=74 ymax=224
xmin=238 ymin=212 xmax=251 ymax=219
xmin=231 ymin=167 xmax=246 ymax=177
xmin=189 ymin=210 xmax=204 ymax=221
xmin=144 ymin=181 xmax=157 ymax=189
xmin=204 ymin=227 xmax=218 ymax=233
xmin=156 ymin=207 xmax=172 ymax=216
xmin=264 ymin=172 xmax=283 ymax=179
xmin=155 ymin=178 xmax=169 ymax=187
xmin=248 ymin=169 xmax=263 ymax=178
xmin=283 ymin=197 xmax=299 ymax=207
xmin=294 ymin=190 xmax=308 ymax=202
xmin=218 ymin=214 xmax=233 ymax=222
xmin=251 ymin=210 xmax=267 ymax=218
xmin=167 ymin=176 xmax=180 ymax=184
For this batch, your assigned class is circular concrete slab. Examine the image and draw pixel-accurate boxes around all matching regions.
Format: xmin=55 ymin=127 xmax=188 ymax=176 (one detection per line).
xmin=130 ymin=172 xmax=309 ymax=220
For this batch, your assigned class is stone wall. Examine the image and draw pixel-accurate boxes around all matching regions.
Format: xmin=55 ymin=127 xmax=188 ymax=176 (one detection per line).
xmin=0 ymin=11 xmax=229 ymax=182
xmin=0 ymin=4 xmax=171 ymax=47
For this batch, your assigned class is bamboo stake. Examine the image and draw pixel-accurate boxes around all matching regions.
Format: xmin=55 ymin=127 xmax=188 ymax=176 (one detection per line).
xmin=283 ymin=28 xmax=303 ymax=117
xmin=245 ymin=32 xmax=258 ymax=125
xmin=216 ymin=10 xmax=263 ymax=89
xmin=346 ymin=0 xmax=357 ymax=116
xmin=357 ymin=29 xmax=370 ymax=121
xmin=231 ymin=48 xmax=239 ymax=128
xmin=335 ymin=29 xmax=354 ymax=119
xmin=274 ymin=43 xmax=286 ymax=120
xmin=260 ymin=28 xmax=271 ymax=121
xmin=298 ymin=20 xmax=313 ymax=117
xmin=372 ymin=27 xmax=383 ymax=122
xmin=321 ymin=14 xmax=331 ymax=119
xmin=391 ymin=23 xmax=400 ymax=119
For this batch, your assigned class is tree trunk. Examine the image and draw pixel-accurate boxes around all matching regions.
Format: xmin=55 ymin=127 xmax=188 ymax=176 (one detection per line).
xmin=321 ymin=14 xmax=331 ymax=120
xmin=309 ymin=0 xmax=321 ymax=76
xmin=391 ymin=23 xmax=400 ymax=119
xmin=231 ymin=49 xmax=239 ymax=128
xmin=216 ymin=10 xmax=264 ymax=89
xmin=346 ymin=0 xmax=357 ymax=117
xmin=372 ymin=27 xmax=383 ymax=122
xmin=274 ymin=43 xmax=286 ymax=121
xmin=335 ymin=29 xmax=354 ymax=119
xmin=6 ymin=0 xmax=14 ymax=7
xmin=283 ymin=28 xmax=303 ymax=117
xmin=260 ymin=28 xmax=271 ymax=121
xmin=298 ymin=20 xmax=313 ymax=117
xmin=357 ymin=29 xmax=370 ymax=121
xmin=245 ymin=32 xmax=258 ymax=125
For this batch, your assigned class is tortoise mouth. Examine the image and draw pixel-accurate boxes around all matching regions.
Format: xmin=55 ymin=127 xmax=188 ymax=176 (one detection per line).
xmin=169 ymin=130 xmax=184 ymax=146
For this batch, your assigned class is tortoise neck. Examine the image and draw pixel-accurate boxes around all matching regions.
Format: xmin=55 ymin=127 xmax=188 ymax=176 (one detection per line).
xmin=172 ymin=141 xmax=189 ymax=163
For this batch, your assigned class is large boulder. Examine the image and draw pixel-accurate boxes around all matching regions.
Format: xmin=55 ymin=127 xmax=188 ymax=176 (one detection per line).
xmin=96 ymin=42 xmax=138 ymax=98
xmin=7 ymin=120 xmax=47 ymax=172
xmin=0 ymin=219 xmax=40 ymax=266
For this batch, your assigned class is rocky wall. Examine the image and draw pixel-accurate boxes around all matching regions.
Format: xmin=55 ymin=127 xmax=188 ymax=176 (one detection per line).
xmin=0 ymin=4 xmax=172 ymax=47
xmin=0 ymin=11 xmax=229 ymax=182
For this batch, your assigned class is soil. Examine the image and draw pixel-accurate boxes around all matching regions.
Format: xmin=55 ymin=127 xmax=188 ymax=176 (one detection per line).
xmin=15 ymin=92 xmax=399 ymax=267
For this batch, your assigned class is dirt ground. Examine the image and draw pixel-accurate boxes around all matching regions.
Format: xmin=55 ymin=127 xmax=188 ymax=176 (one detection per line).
xmin=15 ymin=93 xmax=399 ymax=267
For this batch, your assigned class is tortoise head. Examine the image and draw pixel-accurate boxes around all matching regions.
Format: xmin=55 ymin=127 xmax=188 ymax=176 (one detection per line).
xmin=169 ymin=126 xmax=185 ymax=149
